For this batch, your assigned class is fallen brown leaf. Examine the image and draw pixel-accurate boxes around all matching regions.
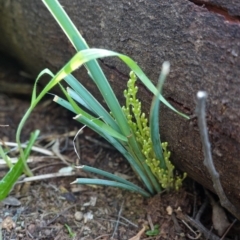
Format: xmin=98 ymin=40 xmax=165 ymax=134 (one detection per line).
xmin=128 ymin=226 xmax=146 ymax=240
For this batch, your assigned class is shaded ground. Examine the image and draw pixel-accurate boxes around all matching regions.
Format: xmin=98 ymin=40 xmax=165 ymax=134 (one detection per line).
xmin=0 ymin=92 xmax=238 ymax=239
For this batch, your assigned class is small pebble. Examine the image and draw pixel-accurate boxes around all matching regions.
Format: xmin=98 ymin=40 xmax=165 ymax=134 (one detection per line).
xmin=166 ymin=206 xmax=173 ymax=215
xmin=74 ymin=211 xmax=83 ymax=221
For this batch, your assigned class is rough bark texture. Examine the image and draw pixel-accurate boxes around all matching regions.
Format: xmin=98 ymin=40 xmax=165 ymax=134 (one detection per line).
xmin=0 ymin=1 xmax=240 ymax=207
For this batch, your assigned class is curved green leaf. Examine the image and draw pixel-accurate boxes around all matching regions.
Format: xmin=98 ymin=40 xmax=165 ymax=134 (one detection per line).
xmin=71 ymin=178 xmax=150 ymax=197
xmin=150 ymin=62 xmax=170 ymax=169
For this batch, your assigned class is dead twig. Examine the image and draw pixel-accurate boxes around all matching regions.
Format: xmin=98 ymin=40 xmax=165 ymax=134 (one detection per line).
xmin=178 ymin=213 xmax=220 ymax=240
xmin=195 ymin=197 xmax=209 ymax=221
xmin=205 ymin=190 xmax=231 ymax=236
xmin=181 ymin=219 xmax=201 ymax=239
xmin=111 ymin=201 xmax=124 ymax=239
xmin=118 ymin=216 xmax=138 ymax=228
xmin=16 ymin=171 xmax=77 ymax=184
xmin=44 ymin=204 xmax=77 ymax=226
xmin=220 ymin=219 xmax=237 ymax=240
xmin=0 ymin=141 xmax=53 ymax=156
xmin=196 ymin=91 xmax=240 ymax=220
xmin=147 ymin=214 xmax=154 ymax=231
xmin=96 ymin=217 xmax=128 ymax=227
xmin=94 ymin=234 xmax=111 ymax=240
xmin=171 ymin=212 xmax=183 ymax=234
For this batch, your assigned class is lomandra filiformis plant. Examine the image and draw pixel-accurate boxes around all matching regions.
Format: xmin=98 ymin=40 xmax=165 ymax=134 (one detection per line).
xmin=122 ymin=72 xmax=187 ymax=190
xmin=11 ymin=0 xmax=189 ymax=199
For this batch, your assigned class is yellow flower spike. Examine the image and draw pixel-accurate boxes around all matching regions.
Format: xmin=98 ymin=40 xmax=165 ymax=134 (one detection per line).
xmin=130 ymin=71 xmax=137 ymax=80
xmin=127 ymin=80 xmax=133 ymax=88
xmin=140 ymin=112 xmax=145 ymax=119
xmin=122 ymin=71 xmax=187 ymax=192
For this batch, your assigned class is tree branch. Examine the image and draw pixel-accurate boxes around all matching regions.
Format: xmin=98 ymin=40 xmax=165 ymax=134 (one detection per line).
xmin=195 ymin=91 xmax=240 ymax=220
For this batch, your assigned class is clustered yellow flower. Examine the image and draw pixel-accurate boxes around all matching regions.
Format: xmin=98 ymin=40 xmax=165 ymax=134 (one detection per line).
xmin=122 ymin=71 xmax=186 ymax=190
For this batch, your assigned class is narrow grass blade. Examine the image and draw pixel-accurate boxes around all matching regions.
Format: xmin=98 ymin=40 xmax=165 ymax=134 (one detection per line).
xmin=54 ymin=48 xmax=189 ymax=119
xmin=42 ymin=1 xmax=188 ymax=140
xmin=73 ymin=114 xmax=155 ymax=195
xmin=31 ymin=69 xmax=55 ymax=106
xmin=0 ymin=130 xmax=40 ymax=200
xmin=42 ymin=0 xmax=89 ymax=51
xmin=53 ymin=95 xmax=76 ymax=113
xmin=150 ymin=62 xmax=170 ymax=169
xmin=16 ymin=69 xmax=55 ymax=164
xmin=54 ymin=94 xmax=127 ymax=142
xmin=64 ymin=74 xmax=120 ymax=132
xmin=46 ymin=49 xmax=186 ymax=193
xmin=67 ymin=87 xmax=94 ymax=113
xmin=64 ymin=78 xmax=160 ymax=193
xmin=0 ymin=145 xmax=12 ymax=168
xmin=56 ymin=83 xmax=160 ymax=193
xmin=55 ymin=97 xmax=155 ymax=194
xmin=58 ymin=84 xmax=127 ymax=142
xmin=78 ymin=165 xmax=150 ymax=196
xmin=55 ymin=94 xmax=155 ymax=194
xmin=71 ymin=178 xmax=150 ymax=197
xmin=42 ymin=0 xmax=132 ymax=138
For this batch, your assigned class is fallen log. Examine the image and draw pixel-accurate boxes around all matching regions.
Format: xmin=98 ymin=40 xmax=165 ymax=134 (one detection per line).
xmin=0 ymin=0 xmax=239 ymax=208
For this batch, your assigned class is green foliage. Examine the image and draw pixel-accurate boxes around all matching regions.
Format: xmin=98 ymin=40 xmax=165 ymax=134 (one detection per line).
xmin=64 ymin=224 xmax=76 ymax=238
xmin=2 ymin=0 xmax=189 ymax=200
xmin=122 ymin=72 xmax=187 ymax=190
xmin=145 ymin=224 xmax=160 ymax=236
xmin=0 ymin=130 xmax=40 ymax=200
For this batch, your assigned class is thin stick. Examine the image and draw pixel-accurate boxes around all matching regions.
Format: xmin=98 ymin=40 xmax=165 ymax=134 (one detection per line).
xmin=16 ymin=171 xmax=76 ymax=184
xmin=195 ymin=197 xmax=209 ymax=221
xmin=196 ymin=91 xmax=240 ymax=220
xmin=0 ymin=156 xmax=58 ymax=169
xmin=0 ymin=141 xmax=53 ymax=156
xmin=220 ymin=219 xmax=237 ymax=240
xmin=96 ymin=218 xmax=128 ymax=227
xmin=94 ymin=234 xmax=111 ymax=240
xmin=147 ymin=214 xmax=154 ymax=231
xmin=182 ymin=219 xmax=199 ymax=237
xmin=179 ymin=214 xmax=220 ymax=240
xmin=112 ymin=201 xmax=124 ymax=239
xmin=73 ymin=125 xmax=86 ymax=161
xmin=119 ymin=216 xmax=138 ymax=228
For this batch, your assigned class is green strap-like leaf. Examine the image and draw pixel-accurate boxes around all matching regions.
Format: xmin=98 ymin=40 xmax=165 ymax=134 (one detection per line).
xmin=150 ymin=62 xmax=170 ymax=169
xmin=0 ymin=130 xmax=40 ymax=200
xmin=78 ymin=165 xmax=150 ymax=196
xmin=64 ymin=74 xmax=120 ymax=132
xmin=54 ymin=92 xmax=127 ymax=142
xmin=72 ymin=178 xmax=150 ymax=197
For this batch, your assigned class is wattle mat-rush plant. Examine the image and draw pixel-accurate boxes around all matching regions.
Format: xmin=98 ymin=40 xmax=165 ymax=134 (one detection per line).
xmin=0 ymin=0 xmax=189 ymax=200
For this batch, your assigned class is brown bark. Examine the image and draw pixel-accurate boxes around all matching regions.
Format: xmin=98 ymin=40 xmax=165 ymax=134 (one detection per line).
xmin=0 ymin=0 xmax=240 ymax=207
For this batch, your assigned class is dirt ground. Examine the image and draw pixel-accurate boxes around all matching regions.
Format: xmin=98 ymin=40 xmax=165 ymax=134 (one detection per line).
xmin=0 ymin=72 xmax=238 ymax=239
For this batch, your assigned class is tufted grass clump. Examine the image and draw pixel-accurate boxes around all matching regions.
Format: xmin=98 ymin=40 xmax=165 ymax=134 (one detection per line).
xmin=10 ymin=0 xmax=189 ymax=199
